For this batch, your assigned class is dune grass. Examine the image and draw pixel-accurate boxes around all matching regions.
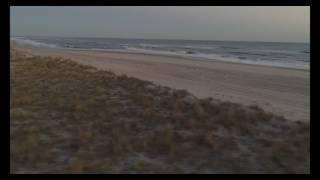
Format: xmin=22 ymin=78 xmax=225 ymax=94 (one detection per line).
xmin=10 ymin=48 xmax=310 ymax=174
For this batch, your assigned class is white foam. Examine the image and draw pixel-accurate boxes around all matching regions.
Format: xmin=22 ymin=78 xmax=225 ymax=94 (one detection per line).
xmin=11 ymin=37 xmax=58 ymax=48
xmin=126 ymin=47 xmax=309 ymax=70
xmin=138 ymin=43 xmax=167 ymax=48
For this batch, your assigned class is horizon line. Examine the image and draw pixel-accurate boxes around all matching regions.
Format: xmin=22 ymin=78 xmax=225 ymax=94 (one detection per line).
xmin=10 ymin=34 xmax=310 ymax=44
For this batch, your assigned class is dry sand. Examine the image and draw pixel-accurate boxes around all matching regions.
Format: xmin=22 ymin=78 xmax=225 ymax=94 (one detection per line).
xmin=15 ymin=46 xmax=310 ymax=122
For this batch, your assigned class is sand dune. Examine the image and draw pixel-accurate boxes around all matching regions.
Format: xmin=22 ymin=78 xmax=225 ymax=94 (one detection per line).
xmin=10 ymin=48 xmax=310 ymax=173
xmin=15 ymin=46 xmax=310 ymax=122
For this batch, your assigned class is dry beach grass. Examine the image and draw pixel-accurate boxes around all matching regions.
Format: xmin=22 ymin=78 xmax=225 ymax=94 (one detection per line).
xmin=10 ymin=48 xmax=310 ymax=173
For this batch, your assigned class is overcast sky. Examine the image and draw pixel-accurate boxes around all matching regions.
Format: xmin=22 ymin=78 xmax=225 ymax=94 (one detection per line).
xmin=10 ymin=6 xmax=310 ymax=43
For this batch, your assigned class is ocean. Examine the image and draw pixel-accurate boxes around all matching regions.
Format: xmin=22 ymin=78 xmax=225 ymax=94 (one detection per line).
xmin=11 ymin=36 xmax=310 ymax=70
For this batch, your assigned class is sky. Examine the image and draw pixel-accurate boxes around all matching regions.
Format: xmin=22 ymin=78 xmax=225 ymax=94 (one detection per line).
xmin=10 ymin=6 xmax=310 ymax=43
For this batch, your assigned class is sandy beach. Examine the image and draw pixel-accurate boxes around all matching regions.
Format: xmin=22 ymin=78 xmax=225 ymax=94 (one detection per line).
xmin=15 ymin=46 xmax=310 ymax=122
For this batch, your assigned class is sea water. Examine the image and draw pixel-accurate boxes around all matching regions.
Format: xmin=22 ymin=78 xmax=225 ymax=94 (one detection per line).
xmin=11 ymin=36 xmax=310 ymax=70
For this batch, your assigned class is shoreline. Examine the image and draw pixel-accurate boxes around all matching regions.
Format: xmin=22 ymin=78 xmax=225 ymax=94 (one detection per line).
xmin=12 ymin=45 xmax=310 ymax=122
xmin=67 ymin=48 xmax=311 ymax=71
xmin=11 ymin=41 xmax=309 ymax=71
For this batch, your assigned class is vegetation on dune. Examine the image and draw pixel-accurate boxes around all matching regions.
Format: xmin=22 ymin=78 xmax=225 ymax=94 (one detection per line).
xmin=10 ymin=48 xmax=309 ymax=174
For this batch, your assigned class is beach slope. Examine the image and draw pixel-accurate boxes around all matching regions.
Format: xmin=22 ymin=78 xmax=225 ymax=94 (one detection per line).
xmin=10 ymin=48 xmax=309 ymax=173
xmin=16 ymin=46 xmax=310 ymax=122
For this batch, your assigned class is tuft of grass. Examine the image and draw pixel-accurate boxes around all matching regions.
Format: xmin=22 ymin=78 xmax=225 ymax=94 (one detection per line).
xmin=10 ymin=108 xmax=34 ymax=120
xmin=127 ymin=160 xmax=147 ymax=173
xmin=193 ymin=103 xmax=206 ymax=118
xmin=148 ymin=124 xmax=176 ymax=158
